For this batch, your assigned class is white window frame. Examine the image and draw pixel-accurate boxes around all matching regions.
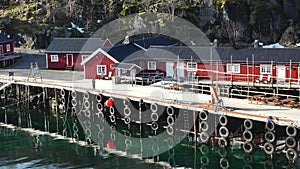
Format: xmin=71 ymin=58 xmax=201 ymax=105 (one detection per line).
xmin=97 ymin=65 xmax=107 ymax=75
xmin=82 ymin=55 xmax=89 ymax=62
xmin=50 ymin=55 xmax=58 ymax=62
xmin=226 ymin=64 xmax=240 ymax=73
xmin=260 ymin=64 xmax=272 ymax=74
xmin=6 ymin=44 xmax=10 ymax=52
xmin=147 ymin=61 xmax=156 ymax=70
xmin=186 ymin=62 xmax=197 ymax=71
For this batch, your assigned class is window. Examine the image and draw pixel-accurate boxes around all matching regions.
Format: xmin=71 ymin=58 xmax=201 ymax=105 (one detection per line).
xmin=260 ymin=64 xmax=272 ymax=74
xmin=97 ymin=65 xmax=106 ymax=75
xmin=6 ymin=44 xmax=10 ymax=52
xmin=226 ymin=64 xmax=240 ymax=73
xmin=148 ymin=61 xmax=156 ymax=70
xmin=82 ymin=55 xmax=89 ymax=61
xmin=187 ymin=62 xmax=197 ymax=71
xmin=51 ymin=55 xmax=58 ymax=62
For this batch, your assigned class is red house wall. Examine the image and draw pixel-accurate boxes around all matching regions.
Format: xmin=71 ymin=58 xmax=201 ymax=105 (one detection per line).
xmin=47 ymin=53 xmax=87 ymax=70
xmin=47 ymin=53 xmax=67 ymax=69
xmin=0 ymin=42 xmax=15 ymax=56
xmin=84 ymin=52 xmax=116 ymax=79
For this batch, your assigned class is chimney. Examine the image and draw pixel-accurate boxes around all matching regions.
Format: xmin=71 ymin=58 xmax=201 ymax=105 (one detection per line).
xmin=253 ymin=39 xmax=259 ymax=48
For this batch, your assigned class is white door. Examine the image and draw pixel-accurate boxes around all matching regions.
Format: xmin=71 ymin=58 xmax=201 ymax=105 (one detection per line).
xmin=177 ymin=62 xmax=185 ymax=80
xmin=277 ymin=65 xmax=286 ymax=83
xmin=166 ymin=62 xmax=174 ymax=77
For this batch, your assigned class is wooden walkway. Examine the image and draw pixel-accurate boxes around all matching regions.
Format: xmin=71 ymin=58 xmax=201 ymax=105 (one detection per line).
xmin=0 ymin=76 xmax=299 ymax=128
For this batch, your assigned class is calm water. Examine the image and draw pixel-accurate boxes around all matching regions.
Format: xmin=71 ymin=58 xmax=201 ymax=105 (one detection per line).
xmin=0 ymin=107 xmax=299 ymax=168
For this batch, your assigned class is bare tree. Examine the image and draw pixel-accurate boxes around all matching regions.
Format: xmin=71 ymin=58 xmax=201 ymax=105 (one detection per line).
xmin=224 ymin=20 xmax=246 ymax=46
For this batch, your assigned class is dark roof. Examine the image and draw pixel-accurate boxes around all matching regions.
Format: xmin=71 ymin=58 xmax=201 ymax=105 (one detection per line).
xmin=112 ymin=63 xmax=141 ymax=70
xmin=106 ymin=36 xmax=176 ymax=62
xmin=132 ymin=46 xmax=300 ymax=63
xmin=46 ymin=38 xmax=106 ymax=53
xmin=106 ymin=43 xmax=142 ymax=62
xmin=0 ymin=33 xmax=14 ymax=43
xmin=133 ymin=36 xmax=176 ymax=49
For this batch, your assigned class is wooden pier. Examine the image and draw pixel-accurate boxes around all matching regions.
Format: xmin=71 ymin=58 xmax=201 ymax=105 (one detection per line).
xmin=0 ymin=76 xmax=299 ymax=163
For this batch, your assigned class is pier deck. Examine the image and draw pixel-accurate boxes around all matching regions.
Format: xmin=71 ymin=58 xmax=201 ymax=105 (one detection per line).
xmin=0 ymin=73 xmax=299 ymax=128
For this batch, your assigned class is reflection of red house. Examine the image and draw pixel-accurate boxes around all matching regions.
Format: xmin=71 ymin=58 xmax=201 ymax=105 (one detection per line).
xmin=45 ymin=38 xmax=112 ymax=70
xmin=0 ymin=33 xmax=15 ymax=57
xmin=81 ymin=48 xmax=119 ymax=79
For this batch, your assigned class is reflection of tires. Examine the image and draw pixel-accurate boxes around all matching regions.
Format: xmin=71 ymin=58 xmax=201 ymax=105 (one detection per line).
xmin=286 ymin=125 xmax=297 ymax=137
xmin=200 ymin=156 xmax=209 ymax=166
xmin=285 ymin=136 xmax=296 ymax=148
xmin=219 ymin=158 xmax=230 ymax=169
xmin=219 ymin=126 xmax=229 ymax=138
xmin=244 ymin=119 xmax=253 ymax=130
xmin=263 ymin=142 xmax=274 ymax=155
xmin=264 ymin=131 xmax=275 ymax=143
xmin=218 ymin=137 xmax=228 ymax=147
xmin=286 ymin=148 xmax=297 ymax=161
xmin=199 ymin=144 xmax=209 ymax=155
xmin=243 ymin=142 xmax=253 ymax=154
xmin=243 ymin=130 xmax=253 ymax=142
xmin=219 ymin=115 xmax=228 ymax=126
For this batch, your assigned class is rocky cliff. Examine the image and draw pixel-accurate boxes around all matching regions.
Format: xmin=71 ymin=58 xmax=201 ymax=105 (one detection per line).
xmin=0 ymin=0 xmax=299 ymax=48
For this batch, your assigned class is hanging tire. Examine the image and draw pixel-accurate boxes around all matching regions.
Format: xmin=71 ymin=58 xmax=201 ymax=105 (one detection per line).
xmin=243 ymin=142 xmax=253 ymax=153
xmin=286 ymin=125 xmax=297 ymax=137
xmin=219 ymin=115 xmax=228 ymax=126
xmin=218 ymin=137 xmax=228 ymax=147
xmin=199 ymin=111 xmax=208 ymax=121
xmin=199 ymin=132 xmax=210 ymax=143
xmin=263 ymin=142 xmax=274 ymax=155
xmin=97 ymin=103 xmax=103 ymax=111
xmin=150 ymin=103 xmax=158 ymax=113
xmin=123 ymin=98 xmax=130 ymax=106
xmin=286 ymin=148 xmax=297 ymax=161
xmin=96 ymin=94 xmax=102 ymax=102
xmin=124 ymin=117 xmax=131 ymax=124
xmin=243 ymin=130 xmax=253 ymax=142
xmin=244 ymin=119 xmax=253 ymax=130
xmin=265 ymin=121 xmax=275 ymax=131
xmin=167 ymin=116 xmax=174 ymax=126
xmin=264 ymin=131 xmax=275 ymax=143
xmin=83 ymin=92 xmax=89 ymax=100
xmin=123 ymin=106 xmax=131 ymax=116
xmin=166 ymin=125 xmax=174 ymax=135
xmin=219 ymin=126 xmax=229 ymax=138
xmin=285 ymin=136 xmax=296 ymax=148
xmin=167 ymin=106 xmax=174 ymax=116
xmin=110 ymin=115 xmax=116 ymax=123
xmin=71 ymin=90 xmax=77 ymax=98
xmin=200 ymin=121 xmax=209 ymax=132
xmin=151 ymin=112 xmax=159 ymax=122
xmin=151 ymin=122 xmax=159 ymax=131
xmin=109 ymin=107 xmax=115 ymax=115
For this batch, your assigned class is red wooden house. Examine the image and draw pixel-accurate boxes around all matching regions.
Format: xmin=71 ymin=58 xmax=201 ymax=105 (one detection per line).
xmin=117 ymin=46 xmax=300 ymax=84
xmin=81 ymin=48 xmax=119 ymax=79
xmin=81 ymin=36 xmax=176 ymax=79
xmin=0 ymin=33 xmax=15 ymax=57
xmin=45 ymin=38 xmax=112 ymax=70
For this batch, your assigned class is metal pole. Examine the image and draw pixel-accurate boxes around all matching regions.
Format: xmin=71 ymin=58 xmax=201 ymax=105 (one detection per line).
xmin=231 ymin=55 xmax=233 ymax=86
xmin=289 ymin=59 xmax=292 ymax=88
xmin=252 ymin=54 xmax=254 ymax=86
xmin=210 ymin=47 xmax=213 ymax=85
